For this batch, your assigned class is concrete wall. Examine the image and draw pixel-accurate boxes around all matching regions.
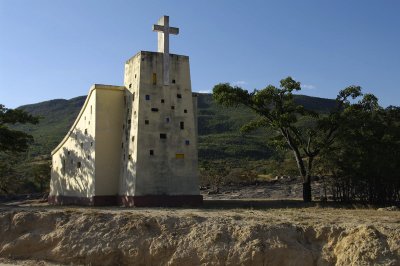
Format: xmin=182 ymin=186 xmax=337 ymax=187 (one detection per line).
xmin=50 ymin=85 xmax=97 ymax=197
xmin=94 ymin=86 xmax=125 ymax=196
xmin=50 ymin=85 xmax=125 ymax=198
xmin=121 ymin=51 xmax=200 ymax=196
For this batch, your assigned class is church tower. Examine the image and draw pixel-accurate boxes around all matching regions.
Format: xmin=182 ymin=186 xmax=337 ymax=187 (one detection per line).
xmin=118 ymin=16 xmax=202 ymax=206
xmin=48 ymin=16 xmax=202 ymax=207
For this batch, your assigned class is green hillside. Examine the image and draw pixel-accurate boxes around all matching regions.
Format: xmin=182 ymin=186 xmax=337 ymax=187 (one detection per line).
xmin=15 ymin=93 xmax=337 ymax=161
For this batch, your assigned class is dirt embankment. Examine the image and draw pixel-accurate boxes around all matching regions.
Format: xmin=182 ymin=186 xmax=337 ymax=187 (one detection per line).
xmin=0 ymin=206 xmax=399 ymax=265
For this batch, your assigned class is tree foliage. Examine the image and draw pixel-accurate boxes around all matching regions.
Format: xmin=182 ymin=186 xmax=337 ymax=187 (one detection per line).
xmin=0 ymin=104 xmax=39 ymax=153
xmin=213 ymin=77 xmax=363 ymax=202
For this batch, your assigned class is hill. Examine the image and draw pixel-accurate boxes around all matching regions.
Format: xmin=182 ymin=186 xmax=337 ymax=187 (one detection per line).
xmin=14 ymin=93 xmax=337 ymax=161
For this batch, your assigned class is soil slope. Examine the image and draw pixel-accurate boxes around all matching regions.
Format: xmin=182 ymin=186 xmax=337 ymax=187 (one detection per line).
xmin=0 ymin=205 xmax=399 ymax=266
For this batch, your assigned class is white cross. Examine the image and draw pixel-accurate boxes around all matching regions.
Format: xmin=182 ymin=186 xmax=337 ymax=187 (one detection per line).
xmin=152 ymin=16 xmax=179 ymax=86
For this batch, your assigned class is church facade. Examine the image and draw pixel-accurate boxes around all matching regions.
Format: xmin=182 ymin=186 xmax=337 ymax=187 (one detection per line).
xmin=49 ymin=16 xmax=202 ymax=207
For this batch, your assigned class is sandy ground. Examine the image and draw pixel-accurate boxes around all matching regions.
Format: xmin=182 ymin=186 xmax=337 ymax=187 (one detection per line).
xmin=0 ymin=198 xmax=399 ymax=266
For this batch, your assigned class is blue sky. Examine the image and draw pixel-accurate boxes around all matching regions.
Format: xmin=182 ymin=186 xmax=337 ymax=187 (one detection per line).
xmin=1 ymin=0 xmax=399 ymax=108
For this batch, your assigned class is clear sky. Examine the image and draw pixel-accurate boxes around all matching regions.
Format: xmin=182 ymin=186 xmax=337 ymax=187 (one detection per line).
xmin=1 ymin=0 xmax=399 ymax=108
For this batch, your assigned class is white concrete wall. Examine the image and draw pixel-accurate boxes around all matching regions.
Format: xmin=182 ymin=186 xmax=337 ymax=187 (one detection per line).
xmin=122 ymin=51 xmax=200 ymax=196
xmin=94 ymin=86 xmax=125 ymax=195
xmin=50 ymin=85 xmax=125 ymax=198
xmin=50 ymin=86 xmax=97 ymax=197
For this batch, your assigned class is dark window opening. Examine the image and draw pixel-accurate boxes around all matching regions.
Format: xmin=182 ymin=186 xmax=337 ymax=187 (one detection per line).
xmin=87 ymin=155 xmax=91 ymax=159
xmin=185 ymin=140 xmax=190 ymax=145
xmin=128 ymin=119 xmax=131 ymax=124
xmin=151 ymin=108 xmax=159 ymax=112
xmin=134 ymin=111 xmax=137 ymax=115
xmin=180 ymin=122 xmax=184 ymax=129
xmin=145 ymin=120 xmax=149 ymax=125
xmin=160 ymin=133 xmax=167 ymax=139
xmin=121 ymin=142 xmax=124 ymax=148
xmin=161 ymin=99 xmax=165 ymax=103
xmin=135 ymin=74 xmax=137 ymax=78
xmin=128 ymin=154 xmax=132 ymax=159
xmin=177 ymin=94 xmax=182 ymax=99
xmin=77 ymin=162 xmax=81 ymax=168
xmin=129 ymin=83 xmax=132 ymax=88
xmin=171 ymin=106 xmax=175 ymax=110
xmin=184 ymin=109 xmax=187 ymax=113
xmin=166 ymin=117 xmax=170 ymax=123
xmin=145 ymin=95 xmax=150 ymax=100
xmin=80 ymin=143 xmax=83 ymax=148
xmin=90 ymin=142 xmax=93 ymax=147
xmin=150 ymin=150 xmax=154 ymax=156
xmin=132 ymin=136 xmax=135 ymax=142
xmin=67 ymin=151 xmax=70 ymax=155
xmin=172 ymin=79 xmax=176 ymax=84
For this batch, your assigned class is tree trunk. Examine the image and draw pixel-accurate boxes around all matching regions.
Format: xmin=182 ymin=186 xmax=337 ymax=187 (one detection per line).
xmin=303 ymin=179 xmax=312 ymax=202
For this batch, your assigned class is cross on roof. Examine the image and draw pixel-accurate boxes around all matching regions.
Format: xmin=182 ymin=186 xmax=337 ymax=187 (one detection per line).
xmin=152 ymin=16 xmax=179 ymax=86
xmin=152 ymin=15 xmax=179 ymax=54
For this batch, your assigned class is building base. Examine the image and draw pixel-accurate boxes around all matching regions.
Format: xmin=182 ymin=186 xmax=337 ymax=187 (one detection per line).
xmin=48 ymin=195 xmax=203 ymax=207
xmin=48 ymin=195 xmax=117 ymax=206
xmin=118 ymin=195 xmax=203 ymax=207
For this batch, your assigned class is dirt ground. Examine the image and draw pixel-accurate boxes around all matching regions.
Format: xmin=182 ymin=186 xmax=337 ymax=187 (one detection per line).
xmin=0 ymin=181 xmax=399 ymax=266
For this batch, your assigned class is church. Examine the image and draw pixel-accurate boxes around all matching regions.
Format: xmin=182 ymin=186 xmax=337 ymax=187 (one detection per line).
xmin=48 ymin=16 xmax=202 ymax=207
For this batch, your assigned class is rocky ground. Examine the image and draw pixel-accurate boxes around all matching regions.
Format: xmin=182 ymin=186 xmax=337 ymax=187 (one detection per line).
xmin=0 ymin=180 xmax=399 ymax=266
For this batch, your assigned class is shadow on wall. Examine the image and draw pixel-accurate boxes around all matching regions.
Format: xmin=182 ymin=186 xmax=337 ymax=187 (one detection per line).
xmin=52 ymin=128 xmax=96 ymax=197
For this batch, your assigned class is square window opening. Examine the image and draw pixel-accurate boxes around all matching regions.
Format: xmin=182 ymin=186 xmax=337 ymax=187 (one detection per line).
xmin=160 ymin=133 xmax=167 ymax=139
xmin=184 ymin=109 xmax=187 ymax=113
xmin=145 ymin=95 xmax=150 ymax=100
xmin=151 ymin=108 xmax=159 ymax=112
xmin=180 ymin=122 xmax=184 ymax=130
xmin=161 ymin=99 xmax=165 ymax=103
xmin=150 ymin=150 xmax=154 ymax=156
xmin=145 ymin=120 xmax=149 ymax=125
xmin=177 ymin=94 xmax=182 ymax=99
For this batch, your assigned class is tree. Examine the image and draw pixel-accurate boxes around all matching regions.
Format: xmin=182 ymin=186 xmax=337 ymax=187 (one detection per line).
xmin=0 ymin=104 xmax=39 ymax=194
xmin=213 ymin=77 xmax=362 ymax=202
xmin=0 ymin=104 xmax=39 ymax=152
xmin=319 ymin=98 xmax=400 ymax=203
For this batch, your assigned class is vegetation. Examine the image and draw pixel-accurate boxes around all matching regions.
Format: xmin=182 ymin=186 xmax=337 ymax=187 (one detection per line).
xmin=0 ymin=104 xmax=46 ymax=194
xmin=213 ymin=77 xmax=399 ymax=203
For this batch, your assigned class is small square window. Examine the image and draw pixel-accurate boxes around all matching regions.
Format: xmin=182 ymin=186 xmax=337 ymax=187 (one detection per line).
xmin=129 ymin=84 xmax=132 ymax=88
xmin=90 ymin=142 xmax=93 ymax=147
xmin=172 ymin=79 xmax=176 ymax=84
xmin=132 ymin=136 xmax=135 ymax=142
xmin=150 ymin=150 xmax=154 ymax=155
xmin=77 ymin=162 xmax=81 ymax=168
xmin=184 ymin=109 xmax=187 ymax=113
xmin=134 ymin=111 xmax=137 ymax=115
xmin=135 ymin=74 xmax=137 ymax=78
xmin=145 ymin=120 xmax=149 ymax=125
xmin=128 ymin=119 xmax=131 ymax=124
xmin=145 ymin=95 xmax=150 ymax=100
xmin=128 ymin=154 xmax=132 ymax=160
xmin=171 ymin=106 xmax=175 ymax=110
xmin=180 ymin=122 xmax=184 ymax=130
xmin=177 ymin=94 xmax=182 ymax=99
xmin=160 ymin=133 xmax=167 ymax=139
xmin=151 ymin=108 xmax=159 ymax=112
xmin=185 ymin=140 xmax=190 ymax=145
xmin=152 ymin=73 xmax=157 ymax=85
xmin=161 ymin=99 xmax=165 ymax=103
